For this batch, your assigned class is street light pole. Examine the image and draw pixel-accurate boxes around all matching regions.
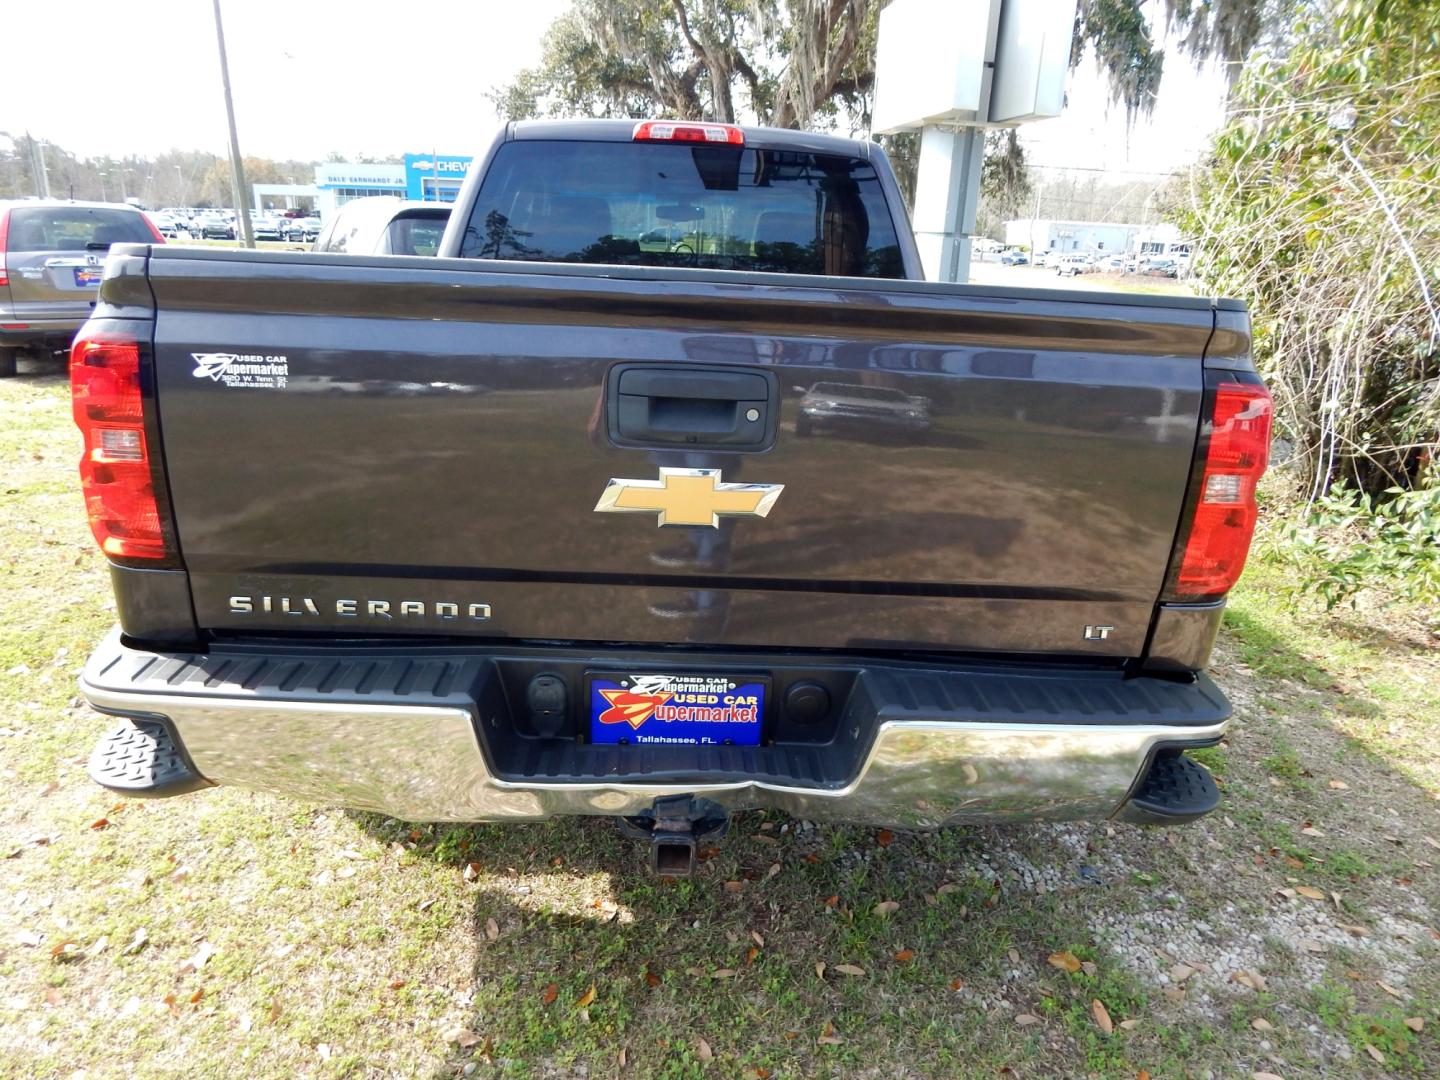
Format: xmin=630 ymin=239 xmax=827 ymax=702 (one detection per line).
xmin=174 ymin=164 xmax=185 ymax=205
xmin=211 ymin=0 xmax=254 ymax=248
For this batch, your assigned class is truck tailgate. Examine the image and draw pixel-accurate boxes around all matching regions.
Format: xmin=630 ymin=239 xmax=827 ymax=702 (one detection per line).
xmin=147 ymin=251 xmax=1210 ymax=658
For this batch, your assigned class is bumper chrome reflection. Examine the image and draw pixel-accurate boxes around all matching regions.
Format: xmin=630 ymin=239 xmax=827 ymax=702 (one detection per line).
xmin=79 ymin=681 xmax=1224 ymax=828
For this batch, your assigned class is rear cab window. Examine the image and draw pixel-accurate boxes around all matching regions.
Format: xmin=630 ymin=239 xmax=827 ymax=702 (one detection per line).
xmin=6 ymin=207 xmax=154 ymax=252
xmin=459 ymin=139 xmax=905 ymax=278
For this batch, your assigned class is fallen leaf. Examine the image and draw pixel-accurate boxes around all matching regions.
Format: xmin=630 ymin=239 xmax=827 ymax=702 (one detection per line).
xmin=1251 ymin=1017 xmax=1274 ymax=1032
xmin=750 ymin=930 xmax=765 ymax=947
xmin=89 ymin=818 xmax=109 ymax=831
xmin=1403 ymin=1017 xmax=1424 ymax=1032
xmin=1048 ymin=951 xmax=1081 ymax=973
xmin=618 ymin=1047 xmax=627 ymax=1067
xmin=723 ymin=880 xmax=743 ymax=893
xmin=267 ymin=1000 xmax=281 ymax=1023
xmin=1297 ymin=939 xmax=1325 ymax=953
xmin=1170 ymin=963 xmax=1195 ymax=983
xmin=876 ymin=829 xmax=894 ymax=847
xmin=575 ymin=983 xmax=596 ymax=1008
xmin=1423 ymin=836 xmax=1440 ymax=851
xmin=1376 ymin=980 xmax=1404 ymax=1000
xmin=834 ymin=963 xmax=866 ymax=976
xmin=163 ymin=993 xmax=180 ymax=1017
xmin=783 ymin=1031 xmax=799 ymax=1041
xmin=49 ymin=939 xmax=77 ymax=959
xmin=1015 ymin=1013 xmax=1041 ymax=1026
xmin=388 ymin=979 xmax=406 ymax=990
xmin=712 ymin=968 xmax=737 ymax=979
xmin=1300 ymin=826 xmax=1326 ymax=838
xmin=1008 ymin=948 xmax=1021 ymax=965
xmin=444 ymin=1027 xmax=482 ymax=1048
xmin=873 ymin=900 xmax=900 ymax=917
xmin=1364 ymin=1044 xmax=1385 ymax=1064
xmin=44 ymin=988 xmax=62 ymax=1006
xmin=124 ymin=927 xmax=149 ymax=955
xmin=745 ymin=946 xmax=760 ymax=965
xmin=177 ymin=941 xmax=216 ymax=975
xmin=1283 ymin=856 xmax=1306 ymax=870
xmin=949 ymin=977 xmax=964 ymax=991
xmin=1231 ymin=970 xmax=1267 ymax=992
xmin=937 ymin=883 xmax=959 ymax=896
xmin=461 ymin=862 xmax=480 ymax=882
xmin=1252 ymin=1072 xmax=1285 ymax=1080
xmin=814 ymin=961 xmax=826 ymax=978
xmin=1295 ymin=886 xmax=1326 ymax=901
xmin=1338 ymin=924 xmax=1369 ymax=937
xmin=1119 ymin=1019 xmax=1140 ymax=1031
xmin=823 ymin=895 xmax=839 ymax=907
xmin=894 ymin=949 xmax=916 ymax=963
xmin=695 ymin=1037 xmax=712 ymax=1062
xmin=1328 ymin=779 xmax=1349 ymax=790
xmin=485 ymin=918 xmax=499 ymax=941
xmin=644 ymin=967 xmax=661 ymax=988
xmin=1091 ymin=999 xmax=1114 ymax=1035
xmin=189 ymin=988 xmax=205 ymax=1004
xmin=750 ymin=1069 xmax=771 ymax=1079
xmin=1080 ymin=961 xmax=1099 ymax=977
xmin=541 ymin=983 xmax=558 ymax=1005
xmin=1163 ymin=986 xmax=1187 ymax=1004
xmin=816 ymin=1021 xmax=844 ymax=1046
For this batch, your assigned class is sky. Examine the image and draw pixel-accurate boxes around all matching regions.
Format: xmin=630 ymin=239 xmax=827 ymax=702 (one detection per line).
xmin=2 ymin=0 xmax=1226 ymax=174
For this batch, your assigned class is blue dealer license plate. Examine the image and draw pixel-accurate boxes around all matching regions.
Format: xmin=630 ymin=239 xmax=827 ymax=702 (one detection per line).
xmin=73 ymin=266 xmax=103 ymax=287
xmin=588 ymin=673 xmax=765 ymax=747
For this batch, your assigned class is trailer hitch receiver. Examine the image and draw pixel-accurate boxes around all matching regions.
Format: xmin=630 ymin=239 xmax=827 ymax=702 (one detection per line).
xmin=616 ymin=795 xmax=730 ymax=876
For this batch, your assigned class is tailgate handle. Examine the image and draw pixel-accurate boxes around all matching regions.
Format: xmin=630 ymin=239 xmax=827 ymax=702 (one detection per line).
xmin=610 ymin=365 xmax=777 ymax=450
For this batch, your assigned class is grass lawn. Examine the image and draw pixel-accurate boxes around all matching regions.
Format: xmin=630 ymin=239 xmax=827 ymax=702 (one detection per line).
xmin=1 ymin=360 xmax=1436 ymax=1078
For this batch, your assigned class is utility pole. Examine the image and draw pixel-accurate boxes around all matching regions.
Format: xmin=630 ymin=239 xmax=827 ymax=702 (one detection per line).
xmin=31 ymin=135 xmax=52 ymax=198
xmin=211 ymin=0 xmax=254 ymax=248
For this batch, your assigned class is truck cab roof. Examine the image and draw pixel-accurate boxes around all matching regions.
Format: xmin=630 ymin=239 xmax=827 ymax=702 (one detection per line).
xmin=506 ymin=118 xmax=875 ymax=160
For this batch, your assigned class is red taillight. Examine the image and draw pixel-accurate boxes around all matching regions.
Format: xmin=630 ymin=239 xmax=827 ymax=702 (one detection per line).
xmin=70 ymin=334 xmax=168 ymax=560
xmin=141 ymin=213 xmax=166 ymax=244
xmin=1174 ymin=382 xmax=1273 ymax=596
xmin=632 ymin=120 xmax=744 ymax=145
xmin=0 ymin=208 xmax=9 ymax=288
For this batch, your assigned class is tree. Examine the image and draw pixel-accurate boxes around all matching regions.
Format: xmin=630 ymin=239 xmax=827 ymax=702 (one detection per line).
xmin=1174 ymin=0 xmax=1439 ymax=497
xmin=492 ymin=0 xmax=880 ymax=131
xmin=500 ymin=0 xmax=1288 ymax=132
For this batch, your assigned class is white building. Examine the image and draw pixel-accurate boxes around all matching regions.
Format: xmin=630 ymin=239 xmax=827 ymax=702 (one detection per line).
xmin=1003 ymin=218 xmax=1140 ymax=257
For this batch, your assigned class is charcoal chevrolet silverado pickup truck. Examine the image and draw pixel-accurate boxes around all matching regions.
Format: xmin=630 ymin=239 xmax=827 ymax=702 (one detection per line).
xmin=74 ymin=120 xmax=1269 ymax=873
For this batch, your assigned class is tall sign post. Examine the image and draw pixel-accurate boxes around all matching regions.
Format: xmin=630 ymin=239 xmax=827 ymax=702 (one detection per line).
xmin=212 ymin=0 xmax=255 ymax=249
xmin=871 ymin=0 xmax=1077 ymax=282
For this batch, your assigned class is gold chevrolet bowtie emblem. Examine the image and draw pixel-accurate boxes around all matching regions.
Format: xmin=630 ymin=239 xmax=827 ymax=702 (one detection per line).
xmin=593 ymin=468 xmax=784 ymax=528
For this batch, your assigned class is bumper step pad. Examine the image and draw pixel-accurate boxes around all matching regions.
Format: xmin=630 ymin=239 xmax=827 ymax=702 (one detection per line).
xmin=1116 ymin=751 xmax=1219 ymax=825
xmin=88 ymin=718 xmax=212 ymax=798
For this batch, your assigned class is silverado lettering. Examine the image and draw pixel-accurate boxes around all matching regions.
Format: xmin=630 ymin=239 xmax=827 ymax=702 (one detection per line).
xmin=228 ymin=596 xmax=492 ymax=619
xmin=73 ymin=119 xmax=1270 ymax=874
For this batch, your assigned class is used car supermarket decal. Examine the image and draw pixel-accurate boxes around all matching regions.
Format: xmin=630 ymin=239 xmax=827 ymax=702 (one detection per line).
xmin=589 ymin=674 xmax=763 ymax=746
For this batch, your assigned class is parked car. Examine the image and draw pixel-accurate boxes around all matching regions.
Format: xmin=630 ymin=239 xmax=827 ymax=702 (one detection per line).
xmin=1142 ymin=258 xmax=1179 ymax=278
xmin=1055 ymin=254 xmax=1094 ymax=277
xmin=796 ymin=381 xmax=930 ymax=437
xmin=250 ymin=215 xmax=282 ymax=241
xmin=199 ymin=214 xmax=235 ymax=240
xmin=998 ymin=249 xmax=1028 ymax=265
xmin=283 ymin=216 xmax=323 ymax=242
xmin=0 ymin=199 xmax=163 ymax=375
xmin=73 ymin=119 xmax=1268 ymax=874
xmin=1032 ymin=250 xmax=1053 ymax=267
xmin=312 ymin=198 xmax=450 ymax=256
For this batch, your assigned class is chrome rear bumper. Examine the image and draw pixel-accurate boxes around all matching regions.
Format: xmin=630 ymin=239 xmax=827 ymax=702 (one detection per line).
xmin=80 ymin=629 xmax=1228 ymax=829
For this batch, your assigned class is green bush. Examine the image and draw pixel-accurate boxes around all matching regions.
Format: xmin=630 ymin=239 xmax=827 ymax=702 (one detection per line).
xmin=1174 ymin=0 xmax=1439 ymax=500
xmin=1273 ymin=482 xmax=1440 ymax=610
